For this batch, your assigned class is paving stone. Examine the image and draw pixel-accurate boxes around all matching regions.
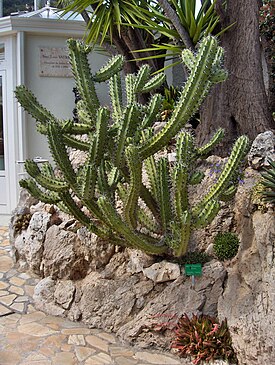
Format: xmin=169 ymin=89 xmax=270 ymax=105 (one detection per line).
xmin=0 ymin=303 xmax=13 ymax=316
xmin=68 ymin=334 xmax=86 ymax=346
xmin=9 ymin=285 xmax=24 ymax=295
xmin=17 ymin=322 xmax=59 ymax=337
xmin=134 ymin=351 xmax=181 ymax=364
xmin=0 ymin=289 xmax=9 ymax=296
xmin=109 ymin=345 xmax=135 ymax=357
xmin=0 ymin=256 xmax=13 ymax=272
xmin=15 ymin=295 xmax=29 ymax=302
xmin=86 ymin=334 xmax=109 ymax=352
xmin=20 ymin=353 xmax=51 ymax=365
xmin=10 ymin=302 xmax=25 ymax=312
xmin=61 ymin=343 xmax=73 ymax=352
xmin=9 ymin=276 xmax=26 ymax=286
xmin=0 ymin=281 xmax=8 ymax=290
xmin=19 ymin=311 xmax=46 ymax=324
xmin=0 ymin=293 xmax=17 ymax=306
xmin=52 ymin=351 xmax=76 ymax=365
xmin=0 ymin=350 xmax=22 ymax=364
xmin=85 ymin=352 xmax=114 ymax=365
xmin=61 ymin=327 xmax=91 ymax=335
xmin=97 ymin=331 xmax=117 ymax=344
xmin=75 ymin=346 xmax=96 ymax=362
xmin=114 ymin=356 xmax=138 ymax=365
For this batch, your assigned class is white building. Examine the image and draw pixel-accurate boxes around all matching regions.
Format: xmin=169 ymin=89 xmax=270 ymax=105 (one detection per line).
xmin=0 ymin=5 xmax=109 ymax=220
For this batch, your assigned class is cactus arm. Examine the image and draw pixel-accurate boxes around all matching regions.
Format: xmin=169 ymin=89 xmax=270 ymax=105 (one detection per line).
xmin=79 ymin=164 xmax=97 ymax=200
xmin=15 ymin=85 xmax=56 ymax=125
xmin=61 ymin=121 xmax=93 ymax=135
xmin=98 ymin=196 xmax=167 ymax=254
xmin=117 ymin=183 xmax=161 ymax=234
xmin=109 ymin=74 xmax=123 ymax=124
xmin=59 ymin=191 xmax=108 ymax=238
xmin=144 ymin=154 xmax=158 ymax=201
xmin=125 ymin=74 xmax=136 ymax=105
xmin=181 ymin=49 xmax=196 ymax=71
xmin=67 ymin=39 xmax=100 ymax=117
xmin=195 ymin=135 xmax=249 ymax=211
xmin=197 ymin=128 xmax=225 ymax=156
xmin=24 ymin=160 xmax=68 ymax=192
xmin=90 ymin=107 xmax=109 ymax=167
xmin=76 ymin=100 xmax=94 ymax=125
xmin=47 ymin=123 xmax=77 ymax=188
xmin=124 ymin=146 xmax=142 ymax=229
xmin=19 ymin=179 xmax=61 ymax=204
xmin=140 ymin=73 xmax=166 ymax=93
xmin=62 ymin=135 xmax=90 ymax=151
xmin=115 ymin=106 xmax=138 ymax=167
xmin=192 ymin=199 xmax=220 ymax=228
xmin=173 ymin=132 xmax=194 ymax=218
xmin=141 ymin=94 xmax=163 ymax=129
xmin=134 ymin=64 xmax=151 ymax=92
xmin=173 ymin=211 xmax=191 ymax=257
xmin=139 ymin=36 xmax=221 ymax=159
xmin=142 ymin=129 xmax=158 ymax=200
xmin=157 ymin=158 xmax=172 ymax=232
xmin=93 ymin=55 xmax=124 ymax=82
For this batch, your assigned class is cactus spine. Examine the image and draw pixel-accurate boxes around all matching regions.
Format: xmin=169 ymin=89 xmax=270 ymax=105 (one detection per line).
xmin=16 ymin=36 xmax=249 ymax=257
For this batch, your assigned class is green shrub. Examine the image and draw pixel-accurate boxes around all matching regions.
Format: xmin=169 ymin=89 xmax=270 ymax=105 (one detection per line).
xmin=174 ymin=251 xmax=212 ymax=266
xmin=213 ymin=232 xmax=240 ymax=261
xmin=172 ymin=313 xmax=238 ymax=364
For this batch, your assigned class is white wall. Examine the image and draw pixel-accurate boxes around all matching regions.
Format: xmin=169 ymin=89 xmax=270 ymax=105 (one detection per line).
xmin=24 ymin=34 xmax=110 ymax=163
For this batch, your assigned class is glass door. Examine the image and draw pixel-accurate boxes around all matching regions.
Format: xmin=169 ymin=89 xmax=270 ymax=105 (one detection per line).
xmin=0 ymin=71 xmax=8 ymax=213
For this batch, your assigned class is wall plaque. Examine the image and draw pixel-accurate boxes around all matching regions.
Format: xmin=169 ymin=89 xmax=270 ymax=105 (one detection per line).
xmin=40 ymin=47 xmax=72 ymax=78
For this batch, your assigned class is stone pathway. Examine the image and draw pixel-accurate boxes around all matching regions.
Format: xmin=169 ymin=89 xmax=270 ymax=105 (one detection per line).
xmin=0 ymin=226 xmax=190 ymax=365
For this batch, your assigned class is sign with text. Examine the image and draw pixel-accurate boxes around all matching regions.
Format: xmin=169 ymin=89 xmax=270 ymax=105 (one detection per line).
xmin=40 ymin=47 xmax=72 ymax=78
xmin=184 ymin=263 xmax=202 ymax=276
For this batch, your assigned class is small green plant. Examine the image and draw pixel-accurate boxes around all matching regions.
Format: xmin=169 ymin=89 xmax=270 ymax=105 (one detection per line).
xmin=14 ymin=213 xmax=32 ymax=235
xmin=213 ymin=232 xmax=240 ymax=261
xmin=172 ymin=313 xmax=238 ymax=364
xmin=175 ymin=251 xmax=212 ymax=266
xmin=261 ymin=158 xmax=275 ymax=204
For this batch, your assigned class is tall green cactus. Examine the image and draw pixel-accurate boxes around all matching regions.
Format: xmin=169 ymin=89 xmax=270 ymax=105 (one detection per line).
xmin=15 ymin=36 xmax=249 ymax=257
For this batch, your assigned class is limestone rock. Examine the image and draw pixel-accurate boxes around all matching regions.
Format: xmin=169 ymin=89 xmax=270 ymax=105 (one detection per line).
xmin=54 ymin=280 xmax=76 ymax=309
xmin=40 ymin=225 xmax=91 ymax=280
xmin=248 ymin=130 xmax=275 ymax=169
xmin=143 ymin=261 xmax=181 ymax=283
xmin=219 ymin=209 xmax=275 ymax=365
xmin=14 ymin=212 xmax=51 ymax=274
xmin=33 ymin=277 xmax=65 ymax=316
xmin=127 ymin=249 xmax=155 ymax=274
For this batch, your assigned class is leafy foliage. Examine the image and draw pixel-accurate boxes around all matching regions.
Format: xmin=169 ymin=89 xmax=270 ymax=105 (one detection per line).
xmin=261 ymin=159 xmax=275 ymax=204
xmin=15 ymin=36 xmax=248 ymax=258
xmin=213 ymin=232 xmax=240 ymax=261
xmin=172 ymin=313 xmax=238 ymax=364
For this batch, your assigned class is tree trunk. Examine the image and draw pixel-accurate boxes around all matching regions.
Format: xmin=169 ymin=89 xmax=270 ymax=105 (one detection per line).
xmin=196 ymin=0 xmax=274 ymax=154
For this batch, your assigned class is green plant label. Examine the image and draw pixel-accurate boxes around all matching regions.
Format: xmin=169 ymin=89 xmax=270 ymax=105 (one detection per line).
xmin=184 ymin=263 xmax=202 ymax=276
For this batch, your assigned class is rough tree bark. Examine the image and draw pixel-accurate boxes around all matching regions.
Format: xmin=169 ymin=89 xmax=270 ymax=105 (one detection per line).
xmin=196 ymin=0 xmax=274 ymax=153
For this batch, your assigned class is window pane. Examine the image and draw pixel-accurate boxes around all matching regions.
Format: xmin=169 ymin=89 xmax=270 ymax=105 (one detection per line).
xmin=0 ymin=76 xmax=4 ymax=170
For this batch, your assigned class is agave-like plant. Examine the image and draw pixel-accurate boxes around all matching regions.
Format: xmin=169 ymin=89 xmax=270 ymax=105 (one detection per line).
xmin=261 ymin=158 xmax=275 ymax=203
